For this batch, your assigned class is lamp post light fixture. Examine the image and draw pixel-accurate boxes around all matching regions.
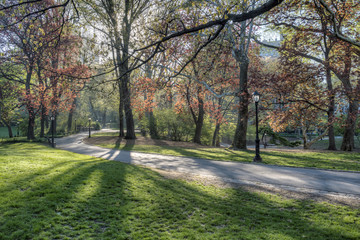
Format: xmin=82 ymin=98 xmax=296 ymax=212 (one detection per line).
xmin=88 ymin=117 xmax=91 ymax=138
xmin=253 ymin=91 xmax=262 ymax=162
xmin=51 ymin=116 xmax=55 ymax=148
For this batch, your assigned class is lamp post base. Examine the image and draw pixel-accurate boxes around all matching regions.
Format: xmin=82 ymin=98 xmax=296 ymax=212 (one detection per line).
xmin=253 ymin=138 xmax=262 ymax=162
xmin=253 ymin=155 xmax=262 ymax=162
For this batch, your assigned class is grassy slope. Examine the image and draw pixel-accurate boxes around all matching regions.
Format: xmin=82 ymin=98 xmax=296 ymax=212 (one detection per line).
xmin=1 ymin=142 xmax=360 ymax=239
xmin=94 ymin=141 xmax=360 ymax=172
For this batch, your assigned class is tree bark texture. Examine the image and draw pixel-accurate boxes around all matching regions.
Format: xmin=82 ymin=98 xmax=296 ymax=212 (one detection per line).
xmin=212 ymin=123 xmax=221 ymax=147
xmin=102 ymin=108 xmax=107 ymax=127
xmin=341 ymin=99 xmax=359 ymax=151
xmin=109 ymin=0 xmax=135 ymax=139
xmin=325 ymin=57 xmax=336 ymax=150
xmin=193 ymin=87 xmax=205 ymax=144
xmin=40 ymin=106 xmax=46 ymax=137
xmin=339 ymin=47 xmax=357 ymax=151
xmin=67 ymin=98 xmax=77 ymax=133
xmin=186 ymin=84 xmax=205 ymax=144
xmin=232 ymin=60 xmax=250 ymax=149
xmin=2 ymin=120 xmax=13 ymax=138
xmin=26 ymin=66 xmax=35 ymax=140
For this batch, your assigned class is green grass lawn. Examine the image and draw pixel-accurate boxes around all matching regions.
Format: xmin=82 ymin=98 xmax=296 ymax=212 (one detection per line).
xmin=311 ymin=137 xmax=360 ymax=150
xmin=94 ymin=141 xmax=360 ymax=172
xmin=1 ymin=143 xmax=359 ymax=239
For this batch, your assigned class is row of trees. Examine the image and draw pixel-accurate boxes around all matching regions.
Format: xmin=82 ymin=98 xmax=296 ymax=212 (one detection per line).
xmin=1 ymin=0 xmax=359 ymax=151
xmin=0 ymin=0 xmax=90 ymax=139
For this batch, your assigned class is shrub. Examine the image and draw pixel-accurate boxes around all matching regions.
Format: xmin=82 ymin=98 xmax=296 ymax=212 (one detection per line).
xmin=153 ymin=109 xmax=195 ymax=141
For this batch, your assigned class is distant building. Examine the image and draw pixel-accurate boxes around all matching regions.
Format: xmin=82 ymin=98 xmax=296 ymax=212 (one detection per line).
xmin=259 ymin=35 xmax=283 ymax=58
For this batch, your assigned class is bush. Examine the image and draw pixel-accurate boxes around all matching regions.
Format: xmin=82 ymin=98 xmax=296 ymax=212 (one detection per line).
xmin=200 ymin=117 xmax=214 ymax=145
xmin=92 ymin=121 xmax=101 ymax=130
xmin=260 ymin=125 xmax=302 ymax=147
xmin=153 ymin=109 xmax=195 ymax=141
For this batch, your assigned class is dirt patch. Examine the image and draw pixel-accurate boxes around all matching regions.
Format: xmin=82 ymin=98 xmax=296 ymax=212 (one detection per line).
xmin=84 ymin=135 xmax=213 ymax=148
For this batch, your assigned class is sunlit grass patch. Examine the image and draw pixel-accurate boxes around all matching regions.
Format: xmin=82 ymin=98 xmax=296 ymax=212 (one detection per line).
xmin=1 ymin=143 xmax=359 ymax=239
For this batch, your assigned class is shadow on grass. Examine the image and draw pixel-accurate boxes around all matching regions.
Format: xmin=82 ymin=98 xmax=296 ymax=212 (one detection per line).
xmin=1 ymin=143 xmax=359 ymax=239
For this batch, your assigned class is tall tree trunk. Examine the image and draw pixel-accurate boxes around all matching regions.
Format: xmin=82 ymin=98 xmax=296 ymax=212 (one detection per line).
xmin=120 ymin=0 xmax=135 ymax=139
xmin=340 ymin=46 xmax=356 ymax=151
xmin=232 ymin=59 xmax=250 ymax=149
xmin=67 ymin=111 xmax=73 ymax=133
xmin=341 ymin=99 xmax=359 ymax=151
xmin=229 ymin=17 xmax=253 ymax=150
xmin=110 ymin=0 xmax=135 ymax=139
xmin=193 ymin=94 xmax=204 ymax=144
xmin=67 ymin=98 xmax=77 ymax=133
xmin=2 ymin=120 xmax=13 ymax=138
xmin=37 ymin=61 xmax=46 ymax=138
xmin=144 ymin=63 xmax=158 ymax=139
xmin=102 ymin=108 xmax=107 ymax=127
xmin=45 ymin=117 xmax=49 ymax=130
xmin=325 ymin=57 xmax=336 ymax=150
xmin=212 ymin=97 xmax=223 ymax=147
xmin=40 ymin=107 xmax=46 ymax=137
xmin=212 ymin=122 xmax=221 ymax=147
xmin=186 ymin=83 xmax=205 ymax=144
xmin=26 ymin=65 xmax=35 ymax=140
xmin=121 ymin=74 xmax=136 ymax=139
xmin=118 ymin=93 xmax=125 ymax=137
xmin=112 ymin=41 xmax=124 ymax=137
xmin=301 ymin=122 xmax=309 ymax=149
xmin=27 ymin=113 xmax=35 ymax=140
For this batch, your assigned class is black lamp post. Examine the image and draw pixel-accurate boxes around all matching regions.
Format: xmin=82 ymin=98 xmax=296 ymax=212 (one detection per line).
xmin=17 ymin=122 xmax=20 ymax=137
xmin=74 ymin=119 xmax=77 ymax=133
xmin=253 ymin=91 xmax=262 ymax=162
xmin=51 ymin=116 xmax=55 ymax=148
xmin=88 ymin=117 xmax=91 ymax=138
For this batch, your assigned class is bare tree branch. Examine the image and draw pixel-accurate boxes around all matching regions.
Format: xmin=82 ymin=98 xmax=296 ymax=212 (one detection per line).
xmin=137 ymin=0 xmax=284 ymax=51
xmin=317 ymin=0 xmax=360 ymax=48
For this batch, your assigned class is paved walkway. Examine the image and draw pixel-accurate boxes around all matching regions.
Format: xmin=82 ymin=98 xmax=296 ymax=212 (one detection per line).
xmin=56 ymin=131 xmax=360 ymax=198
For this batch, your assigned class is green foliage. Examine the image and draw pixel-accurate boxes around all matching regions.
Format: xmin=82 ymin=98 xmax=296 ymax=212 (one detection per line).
xmin=153 ymin=109 xmax=195 ymax=141
xmin=199 ymin=117 xmax=213 ymax=145
xmin=0 ymin=143 xmax=359 ymax=239
xmin=17 ymin=121 xmax=28 ymax=137
xmin=221 ymin=122 xmax=256 ymax=145
xmin=92 ymin=121 xmax=101 ymax=130
xmin=260 ymin=126 xmax=302 ymax=147
xmin=220 ymin=121 xmax=236 ymax=144
xmin=140 ymin=110 xmax=219 ymax=145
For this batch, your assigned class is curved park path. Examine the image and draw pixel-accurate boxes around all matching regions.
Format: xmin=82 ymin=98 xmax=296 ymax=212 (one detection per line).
xmin=56 ymin=131 xmax=360 ymax=199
